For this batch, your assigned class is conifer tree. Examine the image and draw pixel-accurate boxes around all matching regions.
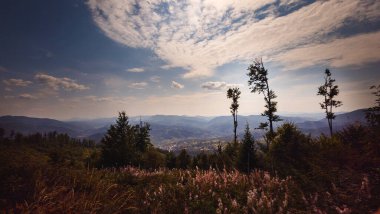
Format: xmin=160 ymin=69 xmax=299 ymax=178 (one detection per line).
xmin=135 ymin=119 xmax=152 ymax=152
xmin=317 ymin=69 xmax=342 ymax=136
xmin=366 ymin=84 xmax=380 ymax=128
xmin=177 ymin=149 xmax=191 ymax=169
xmin=101 ymin=111 xmax=136 ymax=167
xmin=238 ymin=123 xmax=256 ymax=173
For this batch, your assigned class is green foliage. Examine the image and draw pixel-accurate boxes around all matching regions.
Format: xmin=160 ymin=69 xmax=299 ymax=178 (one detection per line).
xmin=317 ymin=69 xmax=342 ymax=136
xmin=192 ymin=152 xmax=210 ymax=170
xmin=1 ymin=122 xmax=380 ymax=213
xmin=238 ymin=123 xmax=256 ymax=173
xmin=269 ymin=123 xmax=312 ymax=177
xmin=0 ymin=132 xmax=99 ymax=210
xmin=165 ymin=151 xmax=177 ymax=169
xmin=177 ymin=149 xmax=191 ymax=169
xmin=222 ymin=142 xmax=239 ymax=170
xmin=366 ymin=84 xmax=380 ymax=128
xmin=140 ymin=147 xmax=166 ymax=169
xmin=135 ymin=121 xmax=152 ymax=152
xmin=100 ymin=111 xmax=154 ymax=168
xmin=101 ymin=112 xmax=136 ymax=167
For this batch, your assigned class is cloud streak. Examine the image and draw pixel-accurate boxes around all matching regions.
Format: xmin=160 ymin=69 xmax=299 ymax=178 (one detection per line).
xmin=3 ymin=78 xmax=32 ymax=87
xmin=201 ymin=81 xmax=243 ymax=90
xmin=35 ymin=73 xmax=89 ymax=91
xmin=88 ymin=0 xmax=380 ymax=78
xmin=274 ymin=31 xmax=380 ymax=70
xmin=129 ymin=82 xmax=148 ymax=89
xmin=127 ymin=67 xmax=145 ymax=73
xmin=18 ymin=93 xmax=38 ymax=100
xmin=171 ymin=81 xmax=184 ymax=89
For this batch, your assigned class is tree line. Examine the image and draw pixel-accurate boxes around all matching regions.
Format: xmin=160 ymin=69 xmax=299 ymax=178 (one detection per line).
xmin=97 ymin=59 xmax=379 ymax=175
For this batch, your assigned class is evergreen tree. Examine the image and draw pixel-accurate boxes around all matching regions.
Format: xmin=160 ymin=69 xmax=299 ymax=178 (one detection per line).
xmin=317 ymin=69 xmax=342 ymax=136
xmin=135 ymin=120 xmax=152 ymax=152
xmin=177 ymin=149 xmax=191 ymax=169
xmin=247 ymin=59 xmax=281 ymax=148
xmin=227 ymin=87 xmax=241 ymax=144
xmin=166 ymin=151 xmax=177 ymax=169
xmin=238 ymin=123 xmax=256 ymax=173
xmin=366 ymin=84 xmax=380 ymax=128
xmin=100 ymin=111 xmax=136 ymax=167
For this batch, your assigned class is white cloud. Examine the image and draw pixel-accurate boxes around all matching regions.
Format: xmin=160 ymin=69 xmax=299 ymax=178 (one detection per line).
xmin=150 ymin=76 xmax=161 ymax=83
xmin=85 ymin=95 xmax=113 ymax=102
xmin=129 ymin=82 xmax=148 ymax=89
xmin=88 ymin=0 xmax=379 ymax=78
xmin=171 ymin=81 xmax=184 ymax=89
xmin=18 ymin=93 xmax=38 ymax=100
xmin=3 ymin=78 xmax=32 ymax=87
xmin=127 ymin=67 xmax=145 ymax=73
xmin=201 ymin=81 xmax=243 ymax=90
xmin=274 ymin=31 xmax=380 ymax=70
xmin=84 ymin=95 xmax=136 ymax=104
xmin=35 ymin=73 xmax=89 ymax=91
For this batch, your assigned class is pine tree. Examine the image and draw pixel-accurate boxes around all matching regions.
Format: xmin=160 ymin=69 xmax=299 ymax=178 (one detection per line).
xmin=135 ymin=119 xmax=152 ymax=152
xmin=177 ymin=149 xmax=191 ymax=169
xmin=366 ymin=84 xmax=380 ymax=128
xmin=238 ymin=123 xmax=256 ymax=173
xmin=317 ymin=69 xmax=342 ymax=136
xmin=100 ymin=111 xmax=136 ymax=167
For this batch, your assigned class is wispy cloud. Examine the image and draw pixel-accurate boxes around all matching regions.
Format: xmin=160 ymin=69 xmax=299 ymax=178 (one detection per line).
xmin=150 ymin=76 xmax=160 ymax=83
xmin=274 ymin=31 xmax=380 ymax=70
xmin=201 ymin=81 xmax=243 ymax=90
xmin=35 ymin=73 xmax=89 ymax=91
xmin=129 ymin=82 xmax=148 ymax=89
xmin=84 ymin=95 xmax=136 ymax=104
xmin=18 ymin=93 xmax=38 ymax=100
xmin=88 ymin=0 xmax=379 ymax=78
xmin=85 ymin=95 xmax=113 ymax=102
xmin=171 ymin=81 xmax=184 ymax=89
xmin=127 ymin=67 xmax=145 ymax=73
xmin=3 ymin=78 xmax=32 ymax=87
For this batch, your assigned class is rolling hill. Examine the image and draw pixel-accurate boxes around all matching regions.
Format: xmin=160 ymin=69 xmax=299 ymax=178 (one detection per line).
xmin=0 ymin=109 xmax=368 ymax=147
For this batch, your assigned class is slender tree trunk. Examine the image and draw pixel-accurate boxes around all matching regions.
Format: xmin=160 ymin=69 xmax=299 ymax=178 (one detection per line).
xmin=248 ymin=151 xmax=250 ymax=173
xmin=328 ymin=119 xmax=333 ymax=137
xmin=329 ymin=95 xmax=333 ymax=137
xmin=233 ymin=112 xmax=237 ymax=144
xmin=265 ymin=79 xmax=273 ymax=149
xmin=235 ymin=113 xmax=238 ymax=143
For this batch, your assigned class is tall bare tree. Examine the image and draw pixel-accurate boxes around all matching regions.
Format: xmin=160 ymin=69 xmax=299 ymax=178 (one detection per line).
xmin=227 ymin=87 xmax=241 ymax=144
xmin=317 ymin=69 xmax=342 ymax=136
xmin=247 ymin=59 xmax=281 ymax=148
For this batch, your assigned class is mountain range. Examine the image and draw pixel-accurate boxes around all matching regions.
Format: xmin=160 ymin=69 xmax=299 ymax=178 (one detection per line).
xmin=0 ymin=109 xmax=367 ymax=149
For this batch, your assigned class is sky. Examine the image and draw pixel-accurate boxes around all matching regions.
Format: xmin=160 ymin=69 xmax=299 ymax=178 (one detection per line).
xmin=0 ymin=0 xmax=379 ymax=120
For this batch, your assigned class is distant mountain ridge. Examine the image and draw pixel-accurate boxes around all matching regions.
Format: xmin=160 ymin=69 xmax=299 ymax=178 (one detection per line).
xmin=0 ymin=109 xmax=367 ymax=145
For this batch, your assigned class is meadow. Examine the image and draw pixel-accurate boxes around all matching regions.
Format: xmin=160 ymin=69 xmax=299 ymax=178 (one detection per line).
xmin=0 ymin=122 xmax=379 ymax=213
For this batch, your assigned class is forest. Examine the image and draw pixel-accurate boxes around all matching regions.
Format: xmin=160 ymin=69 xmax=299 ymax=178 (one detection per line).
xmin=1 ymin=64 xmax=379 ymax=213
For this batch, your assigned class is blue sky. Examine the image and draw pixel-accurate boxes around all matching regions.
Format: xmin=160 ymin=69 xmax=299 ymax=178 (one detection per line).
xmin=0 ymin=0 xmax=379 ymax=119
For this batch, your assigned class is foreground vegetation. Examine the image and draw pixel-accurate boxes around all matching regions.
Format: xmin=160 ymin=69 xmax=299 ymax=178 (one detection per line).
xmin=1 ymin=84 xmax=379 ymax=213
xmin=1 ymin=120 xmax=379 ymax=213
